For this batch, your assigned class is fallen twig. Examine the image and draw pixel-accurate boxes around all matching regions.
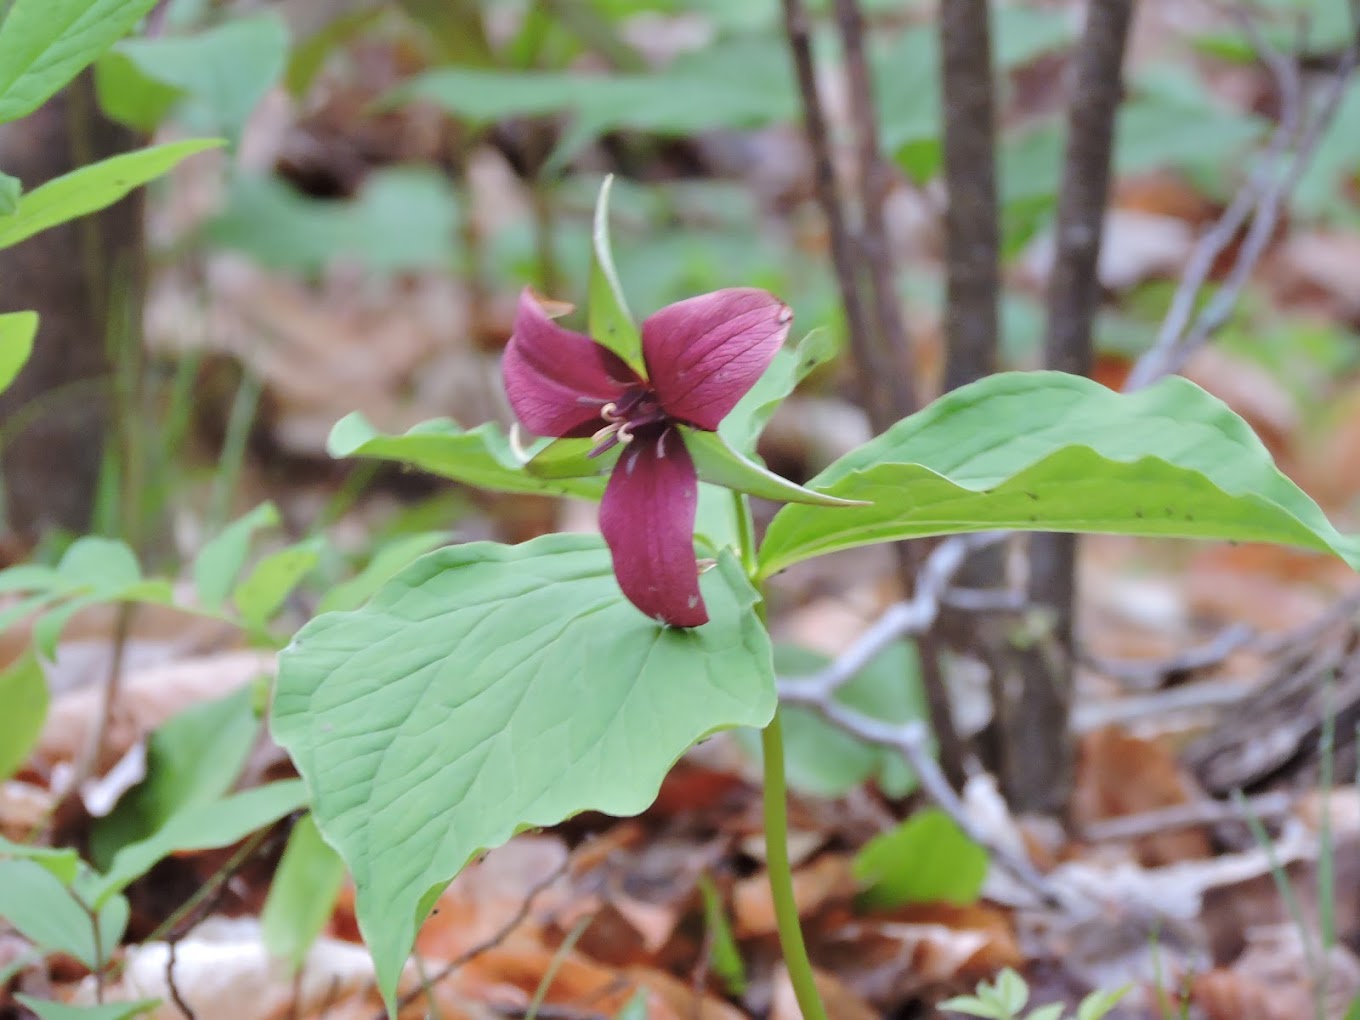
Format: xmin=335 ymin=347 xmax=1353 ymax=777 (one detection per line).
xmin=1080 ymin=791 xmax=1295 ymax=843
xmin=381 ymin=853 xmax=572 ymax=1018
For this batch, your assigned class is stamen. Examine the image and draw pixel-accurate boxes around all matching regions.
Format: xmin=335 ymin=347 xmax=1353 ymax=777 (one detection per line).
xmin=616 ymin=423 xmax=635 ymax=445
xmin=600 ymin=401 xmax=620 ymax=421
xmin=591 ymin=421 xmax=620 ymax=445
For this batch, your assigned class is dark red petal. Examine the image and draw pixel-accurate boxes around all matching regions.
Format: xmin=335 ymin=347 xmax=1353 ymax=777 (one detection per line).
xmin=599 ymin=428 xmax=707 ymax=627
xmin=503 ymin=288 xmax=639 ymax=438
xmin=642 ymin=288 xmax=792 ymax=431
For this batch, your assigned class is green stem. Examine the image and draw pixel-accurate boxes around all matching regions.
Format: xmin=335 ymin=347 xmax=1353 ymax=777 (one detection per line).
xmin=760 ymin=713 xmax=829 ymax=1020
xmin=732 ymin=490 xmax=828 ymax=1020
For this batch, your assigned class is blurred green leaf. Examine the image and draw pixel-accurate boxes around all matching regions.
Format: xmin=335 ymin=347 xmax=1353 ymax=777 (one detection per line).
xmin=0 ymin=0 xmax=159 ymax=123
xmin=0 ymin=859 xmax=128 ymax=968
xmin=0 ymin=309 xmax=37 ymax=393
xmin=233 ymin=537 xmax=325 ymax=628
xmin=0 ymin=171 xmax=21 ymax=215
xmin=740 ymin=641 xmax=928 ymax=798
xmin=97 ymin=14 xmax=290 ymax=139
xmin=92 ymin=780 xmax=308 ymax=906
xmin=698 ymin=874 xmax=746 ymax=996
xmin=207 ymin=169 xmax=459 ymax=274
xmin=261 ymin=813 xmax=345 ymax=973
xmin=0 ymin=139 xmax=223 ymax=251
xmin=0 ymin=653 xmax=47 ymax=781
xmin=17 ymin=999 xmax=159 ymax=1020
xmin=317 ymin=531 xmax=449 ymax=614
xmin=90 ymin=685 xmax=262 ymax=870
xmin=0 ymin=837 xmax=80 ymax=884
xmin=853 ymin=808 xmax=988 ymax=909
xmin=194 ymin=502 xmax=281 ymax=611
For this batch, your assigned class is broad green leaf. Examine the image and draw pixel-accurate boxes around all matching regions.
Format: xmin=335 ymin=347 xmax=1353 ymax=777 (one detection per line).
xmin=720 ymin=327 xmax=839 ymax=454
xmin=684 ymin=428 xmax=864 ymax=507
xmin=0 ymin=836 xmax=80 ymax=884
xmin=0 ymin=139 xmax=223 ymax=252
xmin=232 ymin=536 xmax=325 ymax=628
xmin=0 ymin=0 xmax=159 ymax=123
xmin=854 ymin=808 xmax=988 ymax=910
xmin=589 ymin=175 xmax=643 ymax=372
xmin=193 ymin=502 xmax=280 ymax=611
xmin=0 ymin=653 xmax=47 ymax=780
xmin=0 ymin=309 xmax=37 ymax=394
xmin=0 ymin=171 xmax=21 ymax=214
xmin=741 ymin=642 xmax=926 ymax=798
xmin=92 ymin=779 xmax=308 ymax=906
xmin=101 ymin=15 xmax=290 ymax=140
xmin=89 ymin=685 xmax=261 ymax=870
xmin=1027 ymin=1006 xmax=1064 ymax=1020
xmin=0 ymin=859 xmax=127 ymax=967
xmin=16 ymin=997 xmax=160 ymax=1020
xmin=271 ymin=534 xmax=775 ymax=1011
xmin=758 ymin=372 xmax=1360 ymax=578
xmin=316 ymin=531 xmax=449 ymax=614
xmin=58 ymin=536 xmax=141 ymax=588
xmin=326 ymin=412 xmax=603 ymax=499
xmin=261 ymin=812 xmax=346 ymax=973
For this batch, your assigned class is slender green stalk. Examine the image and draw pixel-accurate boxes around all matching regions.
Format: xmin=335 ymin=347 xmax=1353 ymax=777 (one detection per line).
xmin=760 ymin=714 xmax=829 ymax=1020
xmin=732 ymin=490 xmax=829 ymax=1020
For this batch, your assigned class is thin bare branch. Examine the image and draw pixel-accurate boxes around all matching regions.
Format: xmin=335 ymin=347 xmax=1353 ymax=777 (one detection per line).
xmin=1125 ymin=3 xmax=1357 ymax=388
xmin=780 ymin=0 xmax=967 ymax=785
xmin=1080 ymin=791 xmax=1294 ymax=843
xmin=939 ymin=0 xmax=1001 ymax=392
xmin=832 ymin=0 xmax=917 ymax=418
xmin=778 ymin=0 xmax=887 ymax=429
xmin=1021 ymin=0 xmax=1138 ymax=812
xmin=382 ymin=853 xmax=572 ymax=1017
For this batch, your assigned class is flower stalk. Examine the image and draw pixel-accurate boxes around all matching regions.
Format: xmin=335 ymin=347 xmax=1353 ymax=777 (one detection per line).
xmin=735 ymin=491 xmax=830 ymax=1020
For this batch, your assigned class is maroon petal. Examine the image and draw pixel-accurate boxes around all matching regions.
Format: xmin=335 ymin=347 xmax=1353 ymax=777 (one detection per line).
xmin=599 ymin=427 xmax=707 ymax=627
xmin=642 ymin=288 xmax=792 ymax=431
xmin=503 ymin=288 xmax=639 ymax=438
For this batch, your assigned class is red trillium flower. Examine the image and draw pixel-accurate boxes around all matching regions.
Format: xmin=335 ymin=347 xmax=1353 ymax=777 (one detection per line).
xmin=503 ymin=287 xmax=792 ymax=627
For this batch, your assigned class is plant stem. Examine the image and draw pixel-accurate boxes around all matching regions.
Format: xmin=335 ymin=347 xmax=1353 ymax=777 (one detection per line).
xmin=760 ymin=713 xmax=829 ymax=1020
xmin=733 ymin=491 xmax=828 ymax=1020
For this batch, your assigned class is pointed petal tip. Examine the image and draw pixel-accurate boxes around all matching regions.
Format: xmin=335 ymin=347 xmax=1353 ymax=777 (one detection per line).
xmin=503 ymin=289 xmax=636 ymax=439
xmin=643 ymin=288 xmax=793 ymax=431
xmin=599 ymin=429 xmax=708 ymax=628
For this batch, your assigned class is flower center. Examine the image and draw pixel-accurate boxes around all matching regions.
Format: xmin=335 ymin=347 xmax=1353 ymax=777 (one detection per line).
xmin=589 ymin=387 xmax=670 ymax=457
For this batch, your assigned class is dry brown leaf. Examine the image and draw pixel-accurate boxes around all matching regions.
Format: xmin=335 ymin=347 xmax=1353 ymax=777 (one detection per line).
xmin=732 ymin=854 xmax=856 ymax=938
xmin=36 ymin=650 xmax=275 ymax=768
xmin=414 ymin=836 xmax=570 ymax=962
xmin=0 ymin=779 xmax=53 ymax=839
xmin=1072 ymin=727 xmax=1212 ymax=866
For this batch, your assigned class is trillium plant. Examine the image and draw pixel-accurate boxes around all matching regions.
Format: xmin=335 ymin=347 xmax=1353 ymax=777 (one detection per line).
xmin=272 ymin=178 xmax=1360 ymax=1018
